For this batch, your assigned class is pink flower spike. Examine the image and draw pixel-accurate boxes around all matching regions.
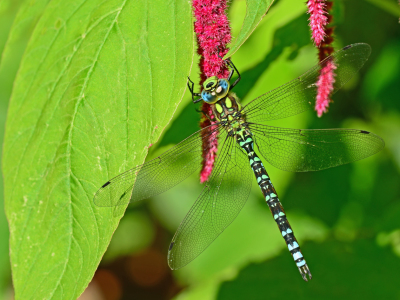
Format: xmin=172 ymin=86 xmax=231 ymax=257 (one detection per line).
xmin=192 ymin=0 xmax=232 ymax=183
xmin=307 ymin=0 xmax=328 ymax=47
xmin=199 ymin=122 xmax=219 ymax=183
xmin=315 ymin=60 xmax=337 ymax=117
xmin=193 ymin=0 xmax=231 ymax=79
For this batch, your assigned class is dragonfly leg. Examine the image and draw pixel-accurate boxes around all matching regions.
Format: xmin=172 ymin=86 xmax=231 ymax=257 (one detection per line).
xmin=187 ymin=76 xmax=202 ymax=103
xmin=227 ymin=68 xmax=235 ymax=82
xmin=226 ymin=59 xmax=241 ymax=90
xmin=236 ymin=130 xmax=312 ymax=281
xmin=216 ymin=51 xmax=240 ymax=87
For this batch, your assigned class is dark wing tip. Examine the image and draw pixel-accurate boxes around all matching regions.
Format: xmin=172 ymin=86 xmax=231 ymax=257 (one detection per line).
xmin=341 ymin=43 xmax=371 ymax=59
xmin=342 ymin=43 xmax=371 ymax=51
xmin=119 ymin=191 xmax=127 ymax=200
xmin=101 ymin=181 xmax=111 ymax=188
xmin=363 ymin=130 xmax=385 ymax=153
xmin=169 ymin=242 xmax=174 ymax=251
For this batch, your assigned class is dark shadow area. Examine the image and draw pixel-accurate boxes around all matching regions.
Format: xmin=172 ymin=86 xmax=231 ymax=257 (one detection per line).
xmin=217 ymin=239 xmax=400 ymax=300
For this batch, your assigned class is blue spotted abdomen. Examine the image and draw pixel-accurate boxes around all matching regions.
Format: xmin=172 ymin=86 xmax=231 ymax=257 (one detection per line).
xmin=237 ymin=129 xmax=311 ymax=280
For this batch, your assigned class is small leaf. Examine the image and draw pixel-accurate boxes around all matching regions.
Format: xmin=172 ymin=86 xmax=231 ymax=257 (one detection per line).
xmin=225 ymin=0 xmax=275 ymax=59
xmin=2 ymin=0 xmax=193 ymax=298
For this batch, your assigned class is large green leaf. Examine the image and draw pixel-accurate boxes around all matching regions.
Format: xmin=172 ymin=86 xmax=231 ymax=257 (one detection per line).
xmin=0 ymin=0 xmax=51 ymax=295
xmin=225 ymin=0 xmax=275 ymax=59
xmin=2 ymin=0 xmax=193 ymax=298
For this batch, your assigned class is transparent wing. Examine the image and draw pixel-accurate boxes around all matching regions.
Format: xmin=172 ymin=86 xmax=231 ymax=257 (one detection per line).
xmin=248 ymin=123 xmax=384 ymax=172
xmin=168 ymin=133 xmax=253 ymax=269
xmin=242 ymin=43 xmax=371 ymax=123
xmin=93 ymin=123 xmax=222 ymax=207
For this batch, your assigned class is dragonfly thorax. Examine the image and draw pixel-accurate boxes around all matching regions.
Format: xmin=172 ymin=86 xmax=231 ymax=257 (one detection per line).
xmin=201 ymin=77 xmax=230 ymax=104
xmin=211 ymin=93 xmax=245 ymax=133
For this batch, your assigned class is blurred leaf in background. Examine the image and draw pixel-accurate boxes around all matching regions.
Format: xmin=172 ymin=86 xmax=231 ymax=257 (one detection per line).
xmin=218 ymin=240 xmax=400 ymax=300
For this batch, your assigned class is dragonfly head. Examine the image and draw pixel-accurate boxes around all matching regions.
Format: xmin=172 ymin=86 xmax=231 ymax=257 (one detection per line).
xmin=201 ymin=76 xmax=230 ymax=104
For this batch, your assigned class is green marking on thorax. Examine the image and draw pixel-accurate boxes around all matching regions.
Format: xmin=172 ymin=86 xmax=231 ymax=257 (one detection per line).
xmin=215 ymin=103 xmax=223 ymax=113
xmin=232 ymin=121 xmax=240 ymax=129
xmin=225 ymin=97 xmax=232 ymax=108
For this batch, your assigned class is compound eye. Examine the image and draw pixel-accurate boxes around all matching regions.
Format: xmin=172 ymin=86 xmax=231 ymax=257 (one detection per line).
xmin=215 ymin=79 xmax=229 ymax=97
xmin=201 ymin=90 xmax=217 ymax=104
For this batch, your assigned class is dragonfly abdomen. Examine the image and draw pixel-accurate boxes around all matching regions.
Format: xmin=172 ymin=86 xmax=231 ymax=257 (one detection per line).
xmin=236 ymin=129 xmax=312 ymax=281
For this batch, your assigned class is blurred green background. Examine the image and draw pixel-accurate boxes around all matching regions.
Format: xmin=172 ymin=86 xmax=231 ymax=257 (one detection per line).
xmin=1 ymin=0 xmax=399 ymax=299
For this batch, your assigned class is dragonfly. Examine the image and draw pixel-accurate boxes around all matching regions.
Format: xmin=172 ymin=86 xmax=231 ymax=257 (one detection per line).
xmin=94 ymin=43 xmax=384 ymax=281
